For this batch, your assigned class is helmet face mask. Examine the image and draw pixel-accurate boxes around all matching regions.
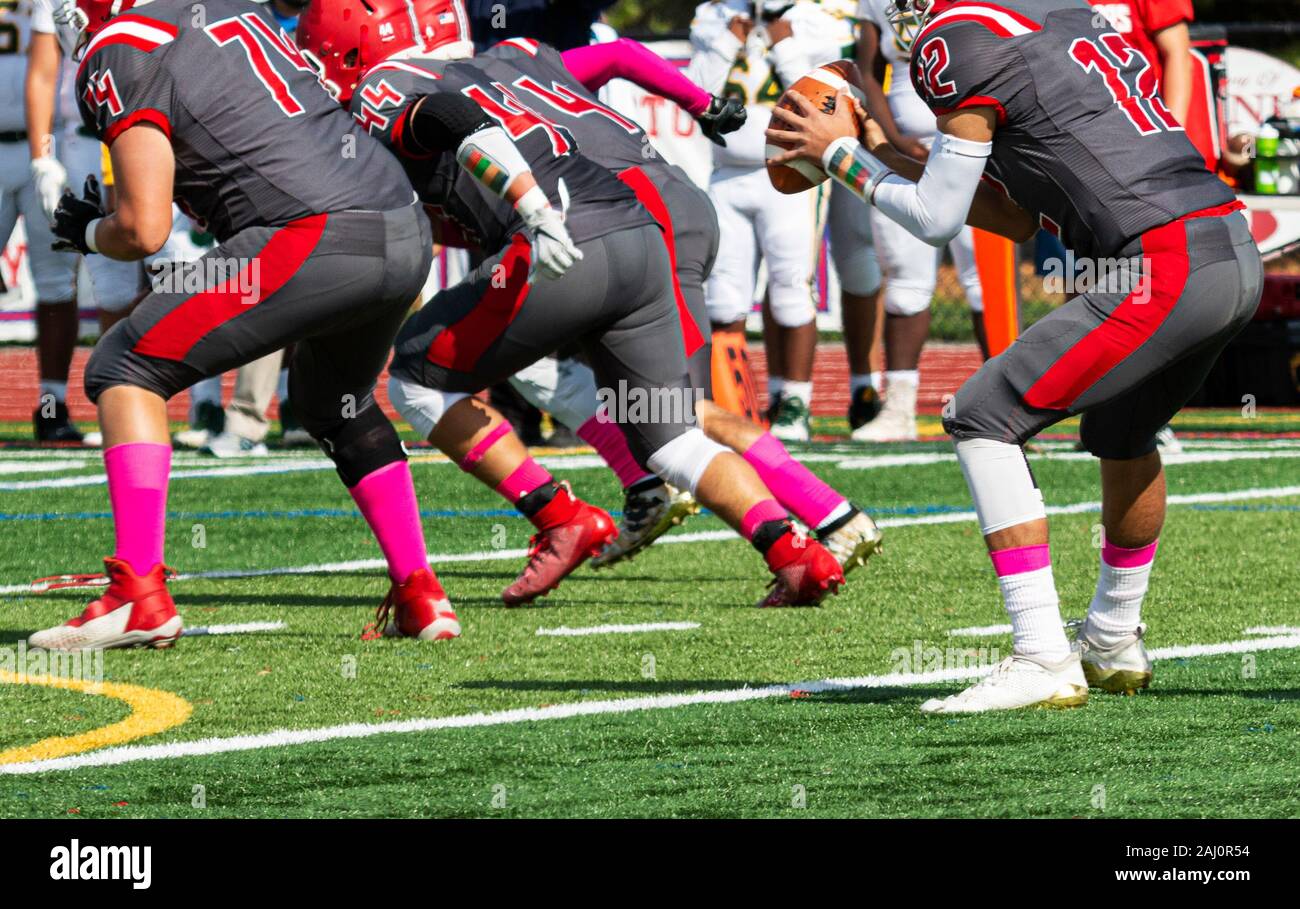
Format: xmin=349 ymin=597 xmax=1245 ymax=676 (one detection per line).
xmin=295 ymin=0 xmax=474 ymax=107
xmin=886 ymin=0 xmax=937 ymax=56
xmin=53 ymin=0 xmax=138 ymax=59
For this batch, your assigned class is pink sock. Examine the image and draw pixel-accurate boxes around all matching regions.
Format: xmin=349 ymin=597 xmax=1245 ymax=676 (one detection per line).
xmin=1101 ymin=539 xmax=1159 ymax=568
xmin=577 ymin=415 xmax=653 ymax=489
xmin=989 ymin=543 xmax=1052 ymax=576
xmin=743 ymin=433 xmax=848 ymax=529
xmin=740 ymin=499 xmax=788 ymax=541
xmin=496 ymin=460 xmax=554 ymax=504
xmin=455 ymin=421 xmax=555 ymax=506
xmin=104 ymin=442 xmax=171 ymax=576
xmin=349 ymin=461 xmax=429 ymax=582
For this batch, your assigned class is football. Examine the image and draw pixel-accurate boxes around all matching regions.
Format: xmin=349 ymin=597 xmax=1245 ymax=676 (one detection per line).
xmin=766 ymin=59 xmax=867 ymax=194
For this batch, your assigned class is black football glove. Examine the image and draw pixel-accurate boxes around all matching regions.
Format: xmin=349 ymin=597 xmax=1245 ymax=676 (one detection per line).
xmin=696 ymin=95 xmax=747 ymax=147
xmin=51 ymin=175 xmax=106 ymax=255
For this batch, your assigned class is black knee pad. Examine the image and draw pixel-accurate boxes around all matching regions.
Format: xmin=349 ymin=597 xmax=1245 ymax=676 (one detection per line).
xmin=315 ymin=403 xmax=406 ymax=488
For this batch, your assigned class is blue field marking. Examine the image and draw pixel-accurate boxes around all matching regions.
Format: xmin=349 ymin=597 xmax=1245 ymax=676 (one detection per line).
xmin=5 ymin=500 xmax=1297 ymax=524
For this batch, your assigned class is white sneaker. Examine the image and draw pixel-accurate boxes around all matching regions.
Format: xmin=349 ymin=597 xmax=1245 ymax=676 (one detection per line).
xmin=769 ymin=394 xmax=811 ymax=443
xmin=818 ymin=510 xmax=883 ymax=575
xmin=1155 ymin=425 xmax=1182 ymax=454
xmin=591 ymin=483 xmax=699 ymax=568
xmin=852 ymin=378 xmax=917 ymax=442
xmin=173 ymin=427 xmax=212 ymax=449
xmin=201 ymin=431 xmax=268 ymax=458
xmin=920 ymin=653 xmax=1089 ymax=714
xmin=1075 ymin=621 xmax=1153 ymax=694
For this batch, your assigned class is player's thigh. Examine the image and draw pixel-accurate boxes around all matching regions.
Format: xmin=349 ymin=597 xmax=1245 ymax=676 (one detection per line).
xmin=1077 ymin=220 xmax=1263 ymax=457
xmin=754 ymin=179 xmax=819 ymax=319
xmin=705 ymin=173 xmax=757 ymax=324
xmin=15 ymin=181 xmax=80 ymax=303
xmin=582 ymin=225 xmax=695 ymax=460
xmin=948 ymin=226 xmax=984 ymax=311
xmin=86 ymin=212 xmax=407 ymax=402
xmin=392 ymin=234 xmax=609 ymax=396
xmin=828 ymin=181 xmax=881 ymax=297
xmin=871 ymin=207 xmax=939 ymax=316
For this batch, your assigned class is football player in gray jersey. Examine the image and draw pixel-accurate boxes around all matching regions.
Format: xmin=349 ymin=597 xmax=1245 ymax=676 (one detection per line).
xmin=31 ymin=0 xmax=462 ymax=651
xmin=487 ymin=33 xmax=884 ymax=576
xmin=768 ymin=0 xmax=1262 ymax=711
xmin=299 ymin=0 xmax=848 ymax=609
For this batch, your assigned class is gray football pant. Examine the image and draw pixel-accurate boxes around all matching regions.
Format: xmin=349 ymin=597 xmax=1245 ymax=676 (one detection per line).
xmin=390 ymin=223 xmax=696 ymax=462
xmin=85 ymin=204 xmax=433 ymax=449
xmin=944 ymin=210 xmax=1263 ymax=459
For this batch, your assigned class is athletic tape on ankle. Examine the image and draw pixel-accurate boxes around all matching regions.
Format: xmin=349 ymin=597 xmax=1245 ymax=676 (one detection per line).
xmin=741 ymin=499 xmax=788 ymax=541
xmin=459 ymin=422 xmax=511 ymax=472
xmin=954 ymin=438 xmax=1046 ymax=535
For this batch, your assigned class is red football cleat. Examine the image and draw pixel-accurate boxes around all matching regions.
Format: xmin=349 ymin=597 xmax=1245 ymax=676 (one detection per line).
xmin=364 ymin=568 xmax=461 ymax=641
xmin=29 ymin=557 xmax=182 ymax=651
xmin=502 ymin=485 xmax=617 ymax=606
xmin=756 ymin=530 xmax=845 ymax=608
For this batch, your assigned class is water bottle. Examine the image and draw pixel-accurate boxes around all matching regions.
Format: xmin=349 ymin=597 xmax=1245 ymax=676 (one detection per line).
xmin=1255 ymin=123 xmax=1280 ymax=195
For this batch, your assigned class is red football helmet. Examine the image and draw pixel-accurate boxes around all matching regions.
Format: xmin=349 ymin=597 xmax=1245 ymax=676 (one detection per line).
xmin=52 ymin=0 xmax=139 ymax=56
xmin=296 ymin=0 xmax=474 ymax=105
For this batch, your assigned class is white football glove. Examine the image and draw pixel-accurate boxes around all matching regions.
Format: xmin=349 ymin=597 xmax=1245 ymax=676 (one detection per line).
xmin=516 ymin=183 xmax=582 ymax=281
xmin=30 ymin=156 xmax=69 ymax=222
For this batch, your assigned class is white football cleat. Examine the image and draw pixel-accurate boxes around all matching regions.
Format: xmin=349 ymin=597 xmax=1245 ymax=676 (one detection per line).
xmin=920 ymin=653 xmax=1089 ymax=715
xmin=201 ymin=431 xmax=269 ymax=458
xmin=29 ymin=558 xmax=182 ymax=652
xmin=1075 ymin=621 xmax=1153 ymax=694
xmin=591 ymin=482 xmax=698 ymax=568
xmin=852 ymin=378 xmax=918 ymax=443
xmin=817 ymin=509 xmax=883 ymax=575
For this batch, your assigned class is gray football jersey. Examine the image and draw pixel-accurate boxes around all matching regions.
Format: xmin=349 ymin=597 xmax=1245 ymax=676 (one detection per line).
xmin=351 ymin=40 xmax=652 ymax=252
xmin=481 ymin=41 xmax=702 ymax=202
xmin=75 ymin=0 xmax=413 ymax=242
xmin=909 ymin=0 xmax=1235 ymax=257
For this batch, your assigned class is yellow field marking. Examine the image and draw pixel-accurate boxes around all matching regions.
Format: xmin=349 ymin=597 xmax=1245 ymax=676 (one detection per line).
xmin=0 ymin=670 xmax=191 ymax=765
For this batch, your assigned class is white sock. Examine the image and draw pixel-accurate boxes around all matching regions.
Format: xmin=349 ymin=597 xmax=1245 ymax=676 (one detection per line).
xmin=990 ymin=544 xmax=1070 ymax=661
xmin=999 ymin=565 xmax=1071 ymax=661
xmin=784 ymin=380 xmax=813 ymax=406
xmin=870 ymin=371 xmax=883 ymax=392
xmin=768 ymin=375 xmax=786 ymax=399
xmin=850 ymin=373 xmax=874 ymax=396
xmin=39 ymin=380 xmax=67 ymax=404
xmin=277 ymin=368 xmax=290 ymax=403
xmin=885 ymin=369 xmax=919 ymax=389
xmin=814 ymin=500 xmax=853 ymax=533
xmin=1086 ymin=540 xmax=1158 ymax=648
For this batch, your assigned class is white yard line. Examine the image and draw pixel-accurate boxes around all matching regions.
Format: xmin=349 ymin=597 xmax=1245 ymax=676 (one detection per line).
xmin=0 ymin=460 xmax=87 ymax=476
xmin=1243 ymin=626 xmax=1300 ymax=636
xmin=182 ymin=621 xmax=287 ymax=637
xmin=0 ymin=461 xmax=331 ymax=491
xmin=948 ymin=624 xmax=1014 ymax=638
xmin=3 ymin=484 xmax=1298 ymax=596
xmin=536 ymin=622 xmax=701 ymax=637
xmin=5 ymin=445 xmax=1299 ymax=492
xmin=4 ymin=632 xmax=1297 ymax=775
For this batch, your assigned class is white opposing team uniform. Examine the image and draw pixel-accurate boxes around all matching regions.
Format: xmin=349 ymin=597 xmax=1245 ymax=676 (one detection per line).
xmin=0 ymin=0 xmax=77 ymax=303
xmin=31 ymin=0 xmax=142 ymax=312
xmin=689 ymin=0 xmax=855 ymax=327
xmin=858 ymin=0 xmax=983 ymax=315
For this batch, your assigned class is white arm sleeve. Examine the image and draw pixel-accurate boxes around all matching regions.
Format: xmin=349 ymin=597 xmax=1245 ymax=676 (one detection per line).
xmin=870 ymin=133 xmax=992 ymax=247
